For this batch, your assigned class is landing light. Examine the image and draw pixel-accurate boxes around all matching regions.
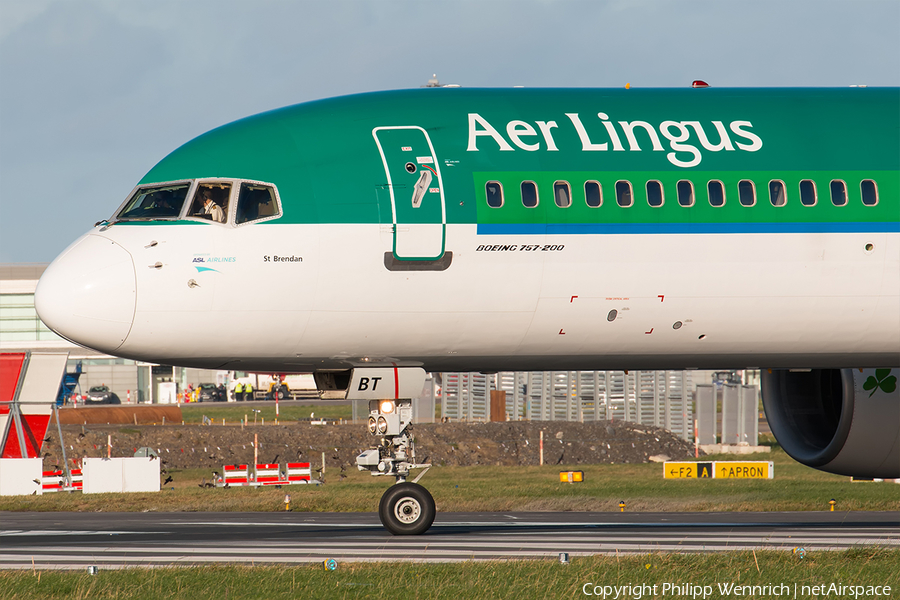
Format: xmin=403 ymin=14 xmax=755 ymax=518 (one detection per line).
xmin=380 ymin=400 xmax=395 ymax=414
xmin=377 ymin=416 xmax=388 ymax=434
xmin=367 ymin=417 xmax=377 ymax=434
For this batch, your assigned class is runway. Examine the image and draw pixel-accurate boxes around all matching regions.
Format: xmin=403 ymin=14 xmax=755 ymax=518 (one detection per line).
xmin=2 ymin=511 xmax=897 ymax=568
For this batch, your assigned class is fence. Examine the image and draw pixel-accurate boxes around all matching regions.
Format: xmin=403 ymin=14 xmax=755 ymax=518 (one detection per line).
xmin=441 ymin=370 xmax=694 ymax=441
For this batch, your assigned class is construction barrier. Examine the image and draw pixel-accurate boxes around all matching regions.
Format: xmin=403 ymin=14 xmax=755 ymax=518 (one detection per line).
xmin=286 ymin=462 xmax=312 ymax=483
xmin=254 ymin=463 xmax=283 ymax=486
xmin=222 ymin=464 xmax=250 ymax=486
xmin=41 ymin=469 xmax=66 ymax=493
xmin=0 ymin=458 xmax=43 ymax=495
xmin=216 ymin=462 xmax=315 ymax=487
xmin=70 ymin=468 xmax=83 ymax=490
xmin=82 ymin=457 xmax=160 ymax=493
xmin=40 ymin=467 xmax=83 ymax=492
xmin=1 ymin=352 xmax=67 ymax=459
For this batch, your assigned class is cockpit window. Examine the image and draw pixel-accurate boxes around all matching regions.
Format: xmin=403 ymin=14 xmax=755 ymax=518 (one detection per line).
xmin=236 ymin=183 xmax=280 ymax=224
xmin=187 ymin=182 xmax=232 ymax=223
xmin=115 ymin=179 xmax=280 ymax=226
xmin=115 ymin=183 xmax=191 ymax=221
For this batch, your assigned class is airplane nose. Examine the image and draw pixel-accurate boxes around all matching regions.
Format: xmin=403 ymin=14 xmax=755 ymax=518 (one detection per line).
xmin=35 ymin=234 xmax=136 ymax=354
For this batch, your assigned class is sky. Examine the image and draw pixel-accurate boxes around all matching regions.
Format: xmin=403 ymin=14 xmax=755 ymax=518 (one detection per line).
xmin=1 ymin=0 xmax=898 ymax=264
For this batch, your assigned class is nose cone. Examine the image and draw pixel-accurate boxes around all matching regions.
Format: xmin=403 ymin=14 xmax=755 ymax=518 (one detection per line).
xmin=35 ymin=234 xmax=136 ymax=354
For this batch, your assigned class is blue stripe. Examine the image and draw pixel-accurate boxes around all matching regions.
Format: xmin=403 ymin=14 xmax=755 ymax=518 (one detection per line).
xmin=477 ymin=222 xmax=900 ymax=235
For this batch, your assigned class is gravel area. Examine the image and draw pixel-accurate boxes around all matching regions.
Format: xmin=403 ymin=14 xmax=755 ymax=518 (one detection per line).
xmin=42 ymin=420 xmax=698 ymax=472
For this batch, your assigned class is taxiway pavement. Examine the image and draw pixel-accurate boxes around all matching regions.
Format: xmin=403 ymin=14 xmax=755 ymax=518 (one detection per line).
xmin=1 ymin=511 xmax=897 ymax=568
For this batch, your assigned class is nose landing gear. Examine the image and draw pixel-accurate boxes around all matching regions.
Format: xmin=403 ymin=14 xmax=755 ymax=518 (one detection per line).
xmin=355 ymin=397 xmax=435 ymax=535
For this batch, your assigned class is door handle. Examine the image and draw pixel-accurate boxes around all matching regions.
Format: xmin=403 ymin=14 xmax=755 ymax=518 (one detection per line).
xmin=411 ymin=170 xmax=432 ymax=208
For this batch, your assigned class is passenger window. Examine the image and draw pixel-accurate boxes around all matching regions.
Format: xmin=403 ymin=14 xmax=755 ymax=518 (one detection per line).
xmin=861 ymin=179 xmax=878 ymax=206
xmin=190 ymin=182 xmax=232 ymax=223
xmin=830 ymin=180 xmax=847 ymax=206
xmin=554 ymin=181 xmax=572 ymax=208
xmin=646 ymin=180 xmax=664 ymax=207
xmin=236 ymin=183 xmax=280 ymax=224
xmin=677 ymin=180 xmax=694 ymax=207
xmin=584 ymin=181 xmax=602 ymax=207
xmin=738 ymin=180 xmax=756 ymax=207
xmin=615 ymin=181 xmax=633 ymax=207
xmin=521 ymin=181 xmax=539 ymax=208
xmin=799 ymin=180 xmax=817 ymax=206
xmin=708 ymin=180 xmax=725 ymax=207
xmin=769 ymin=180 xmax=787 ymax=207
xmin=116 ymin=182 xmax=191 ymax=221
xmin=485 ymin=181 xmax=503 ymax=208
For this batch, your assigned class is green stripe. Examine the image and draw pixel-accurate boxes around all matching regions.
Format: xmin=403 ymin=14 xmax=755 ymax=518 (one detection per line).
xmin=134 ymin=88 xmax=900 ymax=227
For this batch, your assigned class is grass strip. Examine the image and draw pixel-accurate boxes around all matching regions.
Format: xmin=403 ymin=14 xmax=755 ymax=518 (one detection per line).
xmin=2 ymin=448 xmax=899 ymax=513
xmin=179 ymin=403 xmax=352 ymax=424
xmin=1 ymin=549 xmax=898 ymax=600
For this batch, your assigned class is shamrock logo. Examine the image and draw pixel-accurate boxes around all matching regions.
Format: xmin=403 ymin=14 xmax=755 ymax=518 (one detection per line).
xmin=863 ymin=369 xmax=897 ymax=397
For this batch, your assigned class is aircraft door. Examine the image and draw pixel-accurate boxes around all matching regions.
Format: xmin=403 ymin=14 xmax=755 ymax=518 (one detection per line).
xmin=373 ymin=127 xmax=446 ymax=261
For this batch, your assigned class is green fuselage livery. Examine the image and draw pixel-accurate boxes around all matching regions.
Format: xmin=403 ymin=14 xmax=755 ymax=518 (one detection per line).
xmin=140 ymin=87 xmax=898 ymax=235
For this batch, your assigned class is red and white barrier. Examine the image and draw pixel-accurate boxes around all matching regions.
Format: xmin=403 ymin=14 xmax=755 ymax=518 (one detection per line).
xmin=70 ymin=468 xmax=83 ymax=490
xmin=40 ymin=468 xmax=82 ymax=492
xmin=1 ymin=352 xmax=67 ymax=459
xmin=41 ymin=469 xmax=66 ymax=493
xmin=215 ymin=462 xmax=314 ymax=487
xmin=254 ymin=463 xmax=283 ymax=486
xmin=286 ymin=462 xmax=311 ymax=483
xmin=222 ymin=464 xmax=249 ymax=486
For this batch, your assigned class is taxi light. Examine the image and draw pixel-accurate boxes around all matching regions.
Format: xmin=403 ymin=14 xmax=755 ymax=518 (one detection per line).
xmin=377 ymin=416 xmax=388 ymax=434
xmin=367 ymin=416 xmax=377 ymax=434
xmin=379 ymin=400 xmax=395 ymax=414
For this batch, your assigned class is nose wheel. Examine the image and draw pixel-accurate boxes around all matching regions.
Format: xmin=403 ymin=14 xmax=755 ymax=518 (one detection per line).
xmin=379 ymin=482 xmax=435 ymax=535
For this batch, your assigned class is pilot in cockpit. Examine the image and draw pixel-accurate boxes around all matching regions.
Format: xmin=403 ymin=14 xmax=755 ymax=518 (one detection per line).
xmin=199 ymin=189 xmax=225 ymax=223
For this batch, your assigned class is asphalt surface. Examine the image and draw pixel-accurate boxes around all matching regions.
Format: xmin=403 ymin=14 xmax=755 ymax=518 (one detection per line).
xmin=2 ymin=511 xmax=897 ymax=568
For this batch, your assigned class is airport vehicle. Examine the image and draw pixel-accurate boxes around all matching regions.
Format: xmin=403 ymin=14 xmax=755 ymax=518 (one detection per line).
xmin=230 ymin=374 xmax=316 ymax=401
xmin=35 ymin=86 xmax=899 ymax=534
xmin=196 ymin=383 xmax=224 ymax=402
xmin=85 ymin=385 xmax=121 ymax=405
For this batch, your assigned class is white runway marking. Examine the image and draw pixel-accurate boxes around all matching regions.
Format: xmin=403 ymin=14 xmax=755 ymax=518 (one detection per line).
xmin=2 ymin=512 xmax=896 ymax=568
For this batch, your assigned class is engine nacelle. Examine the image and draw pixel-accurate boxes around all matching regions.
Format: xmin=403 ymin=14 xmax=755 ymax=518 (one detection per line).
xmin=762 ymin=368 xmax=899 ymax=478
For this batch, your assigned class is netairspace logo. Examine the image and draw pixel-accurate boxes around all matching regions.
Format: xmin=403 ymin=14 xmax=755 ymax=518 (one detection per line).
xmin=581 ymin=582 xmax=893 ymax=598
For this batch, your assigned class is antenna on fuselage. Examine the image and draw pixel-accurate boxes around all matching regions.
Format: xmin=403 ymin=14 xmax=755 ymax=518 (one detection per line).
xmin=421 ymin=74 xmax=460 ymax=88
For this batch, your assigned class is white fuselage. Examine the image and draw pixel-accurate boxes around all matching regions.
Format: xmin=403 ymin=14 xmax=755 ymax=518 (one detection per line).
xmin=36 ymin=221 xmax=900 ymax=372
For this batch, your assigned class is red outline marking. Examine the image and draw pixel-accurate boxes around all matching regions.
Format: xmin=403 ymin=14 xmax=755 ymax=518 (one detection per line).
xmin=559 ymin=329 xmax=566 ymax=335
xmin=393 ymin=366 xmax=399 ymax=399
xmin=645 ymin=328 xmax=654 ymax=334
xmin=422 ymin=164 xmax=437 ymax=177
xmin=658 ymin=295 xmax=665 ymax=302
xmin=570 ymin=295 xmax=578 ymax=302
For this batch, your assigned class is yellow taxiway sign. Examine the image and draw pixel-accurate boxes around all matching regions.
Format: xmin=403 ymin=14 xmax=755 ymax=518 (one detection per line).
xmin=664 ymin=461 xmax=773 ymax=479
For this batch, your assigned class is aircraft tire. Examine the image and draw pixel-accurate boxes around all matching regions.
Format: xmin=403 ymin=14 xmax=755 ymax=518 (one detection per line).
xmin=379 ymin=482 xmax=435 ymax=535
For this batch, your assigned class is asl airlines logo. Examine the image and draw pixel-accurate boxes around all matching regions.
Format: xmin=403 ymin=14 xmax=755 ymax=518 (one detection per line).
xmin=192 ymin=254 xmax=236 ymax=273
xmin=466 ymin=112 xmax=763 ymax=168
